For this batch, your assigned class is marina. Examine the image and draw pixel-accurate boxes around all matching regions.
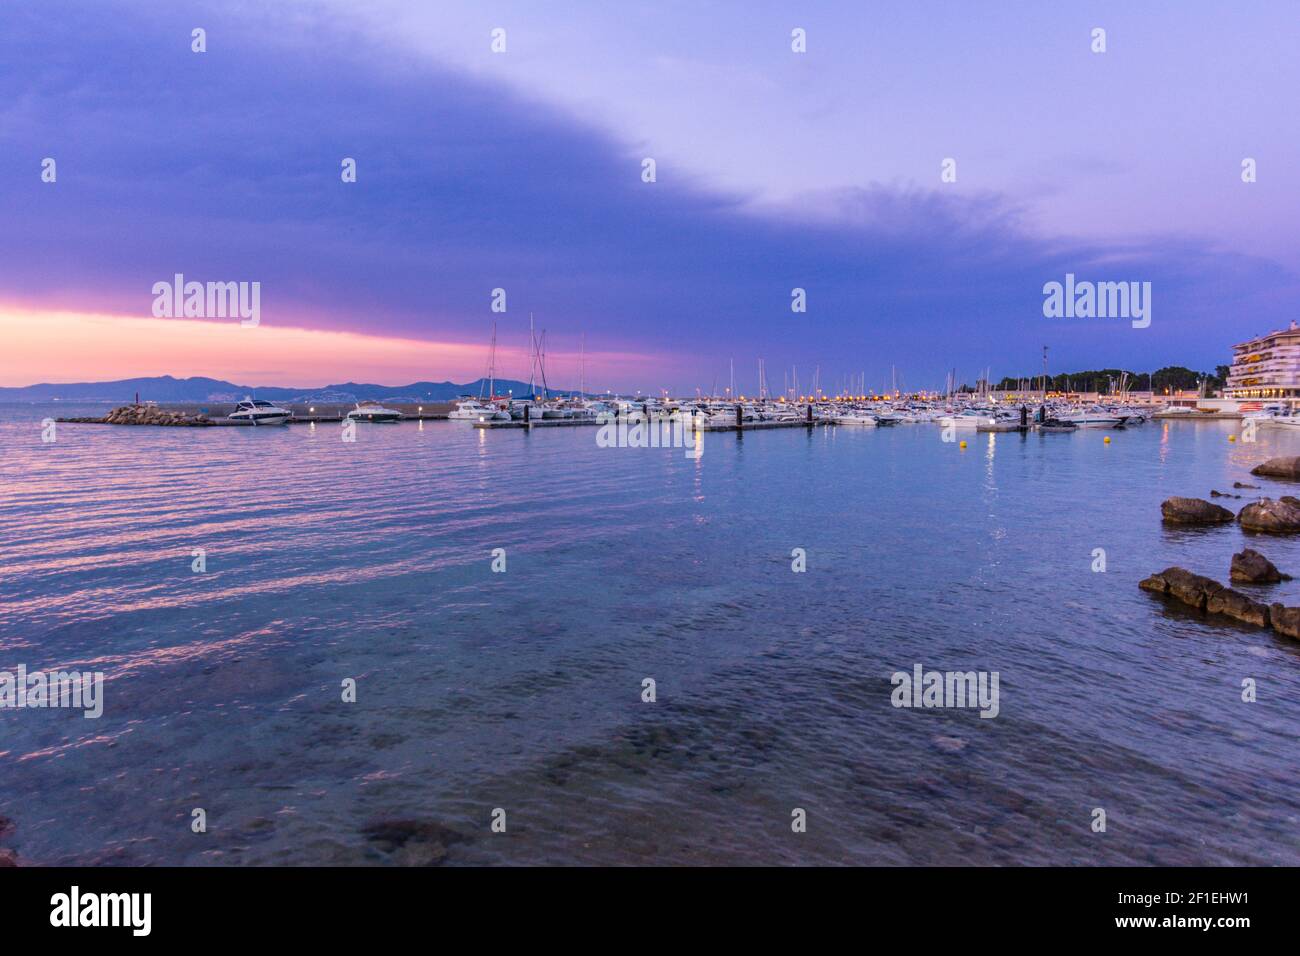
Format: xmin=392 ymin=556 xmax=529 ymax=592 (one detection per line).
xmin=55 ymin=394 xmax=1218 ymax=434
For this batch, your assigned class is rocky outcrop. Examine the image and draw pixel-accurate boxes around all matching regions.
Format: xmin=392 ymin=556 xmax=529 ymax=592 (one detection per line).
xmin=1237 ymin=498 xmax=1300 ymax=533
xmin=1230 ymin=549 xmax=1291 ymax=584
xmin=1210 ymin=490 xmax=1241 ymax=499
xmin=1138 ymin=567 xmax=1223 ymax=609
xmin=100 ymin=405 xmax=212 ymax=426
xmin=1269 ymin=605 xmax=1300 ymax=640
xmin=1139 ymin=567 xmax=1300 ymax=638
xmin=1160 ymin=497 xmax=1234 ymax=525
xmin=1234 ymin=482 xmax=1260 ymax=489
xmin=1250 ymin=457 xmax=1300 ymax=480
xmin=1206 ymin=588 xmax=1271 ymax=627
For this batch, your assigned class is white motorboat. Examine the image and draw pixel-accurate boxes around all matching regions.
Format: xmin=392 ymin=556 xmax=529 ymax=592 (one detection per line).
xmin=448 ymin=399 xmax=508 ymax=422
xmin=1243 ymin=403 xmax=1290 ymax=426
xmin=1055 ymin=406 xmax=1125 ymax=428
xmin=835 ymin=412 xmax=878 ymax=426
xmin=937 ymin=409 xmax=997 ymax=428
xmin=346 ymin=401 xmax=403 ymax=423
xmin=1246 ymin=404 xmax=1300 ymax=429
xmin=228 ymin=398 xmax=291 ymax=426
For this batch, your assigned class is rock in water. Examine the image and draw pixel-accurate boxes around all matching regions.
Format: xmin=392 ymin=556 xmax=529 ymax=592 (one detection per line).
xmin=1269 ymin=605 xmax=1300 ymax=640
xmin=1205 ymin=588 xmax=1270 ymax=627
xmin=1138 ymin=574 xmax=1169 ymax=594
xmin=1237 ymin=498 xmax=1300 ymax=533
xmin=1159 ymin=497 xmax=1234 ymax=525
xmin=1234 ymin=481 xmax=1261 ymax=489
xmin=1230 ymin=549 xmax=1291 ymax=584
xmin=1139 ymin=567 xmax=1223 ymax=610
xmin=1250 ymin=457 xmax=1300 ymax=480
xmin=1141 ymin=568 xmax=1269 ymax=626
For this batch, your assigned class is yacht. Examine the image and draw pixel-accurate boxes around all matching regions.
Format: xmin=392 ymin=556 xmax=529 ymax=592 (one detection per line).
xmin=448 ymin=399 xmax=508 ymax=422
xmin=937 ymin=409 xmax=998 ymax=428
xmin=1038 ymin=417 xmax=1078 ymax=433
xmin=346 ymin=401 xmax=404 ymax=423
xmin=228 ymin=398 xmax=291 ymax=426
xmin=1055 ymin=406 xmax=1126 ymax=428
xmin=761 ymin=405 xmax=801 ymax=422
xmin=835 ymin=411 xmax=878 ymax=426
xmin=1245 ymin=403 xmax=1300 ymax=429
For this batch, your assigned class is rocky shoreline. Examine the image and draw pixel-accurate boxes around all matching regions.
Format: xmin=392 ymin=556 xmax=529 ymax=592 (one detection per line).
xmin=1145 ymin=456 xmax=1300 ymax=642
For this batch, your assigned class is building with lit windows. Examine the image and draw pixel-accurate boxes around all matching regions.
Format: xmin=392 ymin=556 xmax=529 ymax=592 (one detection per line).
xmin=1224 ymin=321 xmax=1300 ymax=400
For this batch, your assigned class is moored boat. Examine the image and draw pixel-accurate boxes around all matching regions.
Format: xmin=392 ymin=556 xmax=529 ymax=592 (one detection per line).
xmin=228 ymin=398 xmax=291 ymax=426
xmin=346 ymin=401 xmax=403 ymax=423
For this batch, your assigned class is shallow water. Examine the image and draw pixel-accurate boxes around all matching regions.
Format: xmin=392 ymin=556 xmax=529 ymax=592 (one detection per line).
xmin=1 ymin=404 xmax=1297 ymax=865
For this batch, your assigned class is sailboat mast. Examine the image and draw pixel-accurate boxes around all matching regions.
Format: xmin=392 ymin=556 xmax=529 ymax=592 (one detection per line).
xmin=528 ymin=313 xmax=536 ymax=399
xmin=538 ymin=329 xmax=550 ymax=398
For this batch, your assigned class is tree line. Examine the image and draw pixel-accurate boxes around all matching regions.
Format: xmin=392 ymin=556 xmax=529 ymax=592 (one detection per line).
xmin=990 ymin=365 xmax=1230 ymax=394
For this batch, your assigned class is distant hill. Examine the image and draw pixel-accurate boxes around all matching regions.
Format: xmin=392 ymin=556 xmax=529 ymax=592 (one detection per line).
xmin=0 ymin=375 xmax=590 ymax=402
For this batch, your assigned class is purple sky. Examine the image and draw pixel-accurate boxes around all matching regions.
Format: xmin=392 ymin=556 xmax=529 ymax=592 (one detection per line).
xmin=2 ymin=0 xmax=1297 ymax=392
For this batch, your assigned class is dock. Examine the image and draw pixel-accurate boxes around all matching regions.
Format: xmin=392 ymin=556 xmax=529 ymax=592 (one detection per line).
xmin=473 ymin=417 xmax=600 ymax=429
xmin=57 ymin=401 xmax=458 ymax=426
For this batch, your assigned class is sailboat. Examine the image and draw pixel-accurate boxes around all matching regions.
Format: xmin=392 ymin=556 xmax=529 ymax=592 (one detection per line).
xmin=449 ymin=322 xmax=510 ymax=421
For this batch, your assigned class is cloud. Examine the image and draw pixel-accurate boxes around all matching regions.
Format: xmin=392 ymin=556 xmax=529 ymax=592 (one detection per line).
xmin=0 ymin=0 xmax=1294 ymax=390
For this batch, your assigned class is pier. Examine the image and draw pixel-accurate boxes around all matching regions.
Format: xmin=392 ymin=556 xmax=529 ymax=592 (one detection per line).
xmin=57 ymin=401 xmax=457 ymax=425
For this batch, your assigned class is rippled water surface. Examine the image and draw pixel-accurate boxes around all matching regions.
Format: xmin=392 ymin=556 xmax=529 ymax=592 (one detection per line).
xmin=2 ymin=404 xmax=1297 ymax=865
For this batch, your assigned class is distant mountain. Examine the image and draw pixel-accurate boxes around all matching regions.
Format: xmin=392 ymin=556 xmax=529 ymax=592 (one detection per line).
xmin=0 ymin=375 xmax=590 ymax=402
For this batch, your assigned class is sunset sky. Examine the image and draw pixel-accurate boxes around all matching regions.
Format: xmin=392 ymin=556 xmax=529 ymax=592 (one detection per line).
xmin=2 ymin=0 xmax=1297 ymax=393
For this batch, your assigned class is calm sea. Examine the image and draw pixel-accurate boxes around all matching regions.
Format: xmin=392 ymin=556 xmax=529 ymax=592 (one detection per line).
xmin=1 ymin=403 xmax=1297 ymax=865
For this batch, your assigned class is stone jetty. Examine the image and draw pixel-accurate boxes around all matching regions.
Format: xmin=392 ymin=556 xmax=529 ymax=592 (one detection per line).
xmin=58 ymin=405 xmax=214 ymax=426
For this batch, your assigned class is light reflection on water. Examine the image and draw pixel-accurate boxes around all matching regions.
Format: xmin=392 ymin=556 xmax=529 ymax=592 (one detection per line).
xmin=0 ymin=404 xmax=1297 ymax=865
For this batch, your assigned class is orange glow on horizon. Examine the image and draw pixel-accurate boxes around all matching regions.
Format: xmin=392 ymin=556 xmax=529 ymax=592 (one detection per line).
xmin=0 ymin=307 xmax=656 ymax=388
